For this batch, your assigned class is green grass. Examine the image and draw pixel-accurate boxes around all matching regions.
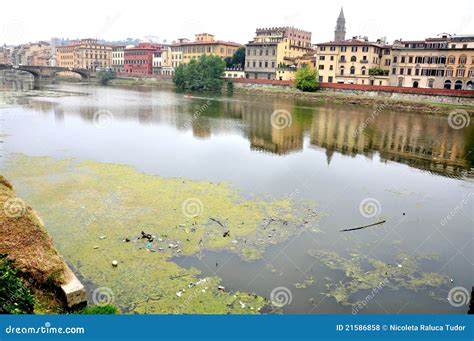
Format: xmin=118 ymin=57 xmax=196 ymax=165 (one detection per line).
xmin=81 ymin=305 xmax=120 ymax=314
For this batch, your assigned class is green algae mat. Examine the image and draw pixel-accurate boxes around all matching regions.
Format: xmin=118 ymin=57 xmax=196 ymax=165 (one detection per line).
xmin=2 ymin=154 xmax=320 ymax=314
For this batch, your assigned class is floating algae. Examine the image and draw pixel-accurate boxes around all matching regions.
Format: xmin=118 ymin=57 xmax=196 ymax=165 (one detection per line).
xmin=307 ymin=249 xmax=447 ymax=306
xmin=2 ymin=154 xmax=319 ymax=313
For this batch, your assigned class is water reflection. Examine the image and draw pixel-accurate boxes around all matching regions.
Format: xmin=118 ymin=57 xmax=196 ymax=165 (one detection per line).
xmin=67 ymin=91 xmax=473 ymax=178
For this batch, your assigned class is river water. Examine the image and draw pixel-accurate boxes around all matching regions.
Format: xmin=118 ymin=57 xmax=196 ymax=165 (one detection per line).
xmin=0 ymin=77 xmax=473 ymax=314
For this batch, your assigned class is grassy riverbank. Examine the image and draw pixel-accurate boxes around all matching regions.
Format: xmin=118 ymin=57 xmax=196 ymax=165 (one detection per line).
xmin=0 ymin=176 xmax=68 ymax=313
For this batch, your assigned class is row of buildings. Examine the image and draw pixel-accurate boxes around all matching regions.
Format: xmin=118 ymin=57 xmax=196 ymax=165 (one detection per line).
xmin=1 ymin=8 xmax=473 ymax=90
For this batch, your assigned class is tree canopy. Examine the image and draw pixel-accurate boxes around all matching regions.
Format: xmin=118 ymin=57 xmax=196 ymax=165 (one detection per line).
xmin=173 ymin=55 xmax=226 ymax=92
xmin=295 ymin=66 xmax=319 ymax=92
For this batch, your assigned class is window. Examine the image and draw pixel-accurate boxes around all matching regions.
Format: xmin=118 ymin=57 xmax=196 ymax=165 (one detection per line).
xmin=320 ymin=46 xmax=326 ymax=51
xmin=456 ymin=69 xmax=465 ymax=77
xmin=340 ymin=66 xmax=344 ymax=76
xmin=446 ymin=68 xmax=453 ymax=77
xmin=330 ymin=56 xmax=334 ymax=61
xmin=393 ymin=56 xmax=398 ymax=63
xmin=351 ymin=46 xmax=357 ymax=52
xmin=428 ymin=79 xmax=434 ymax=88
xmin=264 ymin=61 xmax=268 ymax=68
xmin=401 ymin=56 xmax=405 ymax=63
xmin=319 ymin=56 xmax=325 ymax=60
xmin=350 ymin=56 xmax=356 ymax=62
xmin=318 ymin=65 xmax=324 ymax=70
xmin=408 ymin=56 xmax=413 ymax=63
xmin=400 ymin=68 xmax=404 ymax=75
xmin=459 ymin=55 xmax=467 ymax=64
xmin=362 ymin=46 xmax=369 ymax=52
xmin=265 ymin=49 xmax=269 ymax=56
xmin=361 ymin=67 xmax=366 ymax=75
xmin=328 ymin=76 xmax=333 ymax=83
xmin=392 ymin=67 xmax=396 ymax=75
xmin=407 ymin=68 xmax=412 ymax=75
xmin=329 ymin=65 xmax=333 ymax=70
xmin=340 ymin=46 xmax=347 ymax=52
xmin=448 ymin=56 xmax=455 ymax=64
xmin=350 ymin=66 xmax=355 ymax=74
xmin=319 ymin=76 xmax=323 ymax=82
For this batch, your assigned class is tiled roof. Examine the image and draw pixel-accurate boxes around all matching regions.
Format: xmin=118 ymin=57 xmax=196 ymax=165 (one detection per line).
xmin=171 ymin=40 xmax=241 ymax=47
xmin=316 ymin=39 xmax=385 ymax=47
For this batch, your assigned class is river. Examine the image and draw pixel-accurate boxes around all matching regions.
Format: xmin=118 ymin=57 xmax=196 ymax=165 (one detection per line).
xmin=0 ymin=76 xmax=472 ymax=314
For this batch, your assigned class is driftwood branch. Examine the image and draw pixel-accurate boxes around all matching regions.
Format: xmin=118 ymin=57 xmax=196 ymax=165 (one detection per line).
xmin=340 ymin=220 xmax=386 ymax=232
xmin=209 ymin=217 xmax=225 ymax=228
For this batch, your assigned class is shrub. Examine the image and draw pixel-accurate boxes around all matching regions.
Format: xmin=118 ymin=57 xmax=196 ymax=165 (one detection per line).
xmin=0 ymin=254 xmax=35 ymax=314
xmin=295 ymin=66 xmax=319 ymax=92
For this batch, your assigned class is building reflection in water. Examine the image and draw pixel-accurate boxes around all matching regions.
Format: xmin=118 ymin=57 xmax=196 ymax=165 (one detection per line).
xmin=5 ymin=78 xmax=472 ymax=178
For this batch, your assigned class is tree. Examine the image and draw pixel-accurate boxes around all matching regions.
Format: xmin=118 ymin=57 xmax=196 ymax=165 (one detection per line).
xmin=295 ymin=66 xmax=319 ymax=92
xmin=368 ymin=67 xmax=385 ymax=76
xmin=224 ymin=57 xmax=233 ymax=68
xmin=97 ymin=69 xmax=116 ymax=85
xmin=231 ymin=47 xmax=246 ymax=68
xmin=172 ymin=55 xmax=226 ymax=92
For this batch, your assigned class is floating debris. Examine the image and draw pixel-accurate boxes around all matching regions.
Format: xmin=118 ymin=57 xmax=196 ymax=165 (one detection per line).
xmin=112 ymin=260 xmax=118 ymax=267
xmin=340 ymin=220 xmax=386 ymax=232
xmin=217 ymin=286 xmax=225 ymax=292
xmin=99 ymin=236 xmax=107 ymax=240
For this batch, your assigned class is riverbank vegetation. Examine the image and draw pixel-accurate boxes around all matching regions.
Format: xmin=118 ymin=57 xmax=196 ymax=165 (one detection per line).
xmin=173 ymin=55 xmax=225 ymax=92
xmin=97 ymin=69 xmax=116 ymax=85
xmin=295 ymin=66 xmax=319 ymax=92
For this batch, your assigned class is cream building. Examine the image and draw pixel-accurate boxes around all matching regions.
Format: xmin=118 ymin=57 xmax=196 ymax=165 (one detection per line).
xmin=244 ymin=27 xmax=313 ymax=80
xmin=112 ymin=45 xmax=126 ymax=73
xmin=170 ymin=34 xmax=241 ymax=68
xmin=315 ymin=38 xmax=391 ymax=85
xmin=56 ymin=39 xmax=112 ymax=70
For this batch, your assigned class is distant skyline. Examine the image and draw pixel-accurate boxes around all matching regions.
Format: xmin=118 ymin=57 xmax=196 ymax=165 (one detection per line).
xmin=2 ymin=0 xmax=473 ymax=46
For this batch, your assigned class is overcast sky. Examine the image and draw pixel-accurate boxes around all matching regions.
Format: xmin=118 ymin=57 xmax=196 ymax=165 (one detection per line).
xmin=1 ymin=0 xmax=473 ymax=46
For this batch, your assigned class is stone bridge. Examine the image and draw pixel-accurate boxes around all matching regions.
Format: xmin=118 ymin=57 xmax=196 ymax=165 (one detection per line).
xmin=0 ymin=64 xmax=92 ymax=81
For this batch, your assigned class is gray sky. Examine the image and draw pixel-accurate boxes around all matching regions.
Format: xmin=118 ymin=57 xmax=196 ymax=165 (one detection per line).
xmin=1 ymin=0 xmax=473 ymax=46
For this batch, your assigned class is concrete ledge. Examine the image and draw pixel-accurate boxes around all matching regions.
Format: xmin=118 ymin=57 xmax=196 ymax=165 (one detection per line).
xmin=60 ymin=267 xmax=87 ymax=308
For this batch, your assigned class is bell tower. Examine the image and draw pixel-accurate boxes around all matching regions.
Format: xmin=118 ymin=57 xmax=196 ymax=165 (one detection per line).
xmin=334 ymin=7 xmax=346 ymax=42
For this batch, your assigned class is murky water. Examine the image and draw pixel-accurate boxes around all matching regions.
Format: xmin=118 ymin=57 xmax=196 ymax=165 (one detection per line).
xmin=0 ymin=76 xmax=473 ymax=314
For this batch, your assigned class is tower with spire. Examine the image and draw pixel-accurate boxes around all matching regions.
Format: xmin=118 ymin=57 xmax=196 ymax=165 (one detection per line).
xmin=334 ymin=7 xmax=346 ymax=42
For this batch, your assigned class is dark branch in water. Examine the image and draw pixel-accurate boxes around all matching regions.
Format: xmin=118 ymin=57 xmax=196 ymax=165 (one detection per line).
xmin=209 ymin=217 xmax=225 ymax=228
xmin=340 ymin=220 xmax=386 ymax=232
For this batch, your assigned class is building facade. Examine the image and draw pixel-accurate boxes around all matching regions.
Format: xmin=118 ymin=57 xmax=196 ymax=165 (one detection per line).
xmin=56 ymin=39 xmax=112 ymax=70
xmin=315 ymin=38 xmax=391 ymax=85
xmin=390 ymin=35 xmax=474 ymax=90
xmin=244 ymin=27 xmax=313 ymax=80
xmin=170 ymin=33 xmax=241 ymax=68
xmin=112 ymin=45 xmax=126 ymax=73
xmin=123 ymin=42 xmax=160 ymax=75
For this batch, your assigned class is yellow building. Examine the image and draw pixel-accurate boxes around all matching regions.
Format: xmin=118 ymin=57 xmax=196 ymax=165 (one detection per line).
xmin=170 ymin=33 xmax=241 ymax=68
xmin=315 ymin=38 xmax=391 ymax=85
xmin=56 ymin=39 xmax=112 ymax=70
xmin=244 ymin=27 xmax=313 ymax=80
